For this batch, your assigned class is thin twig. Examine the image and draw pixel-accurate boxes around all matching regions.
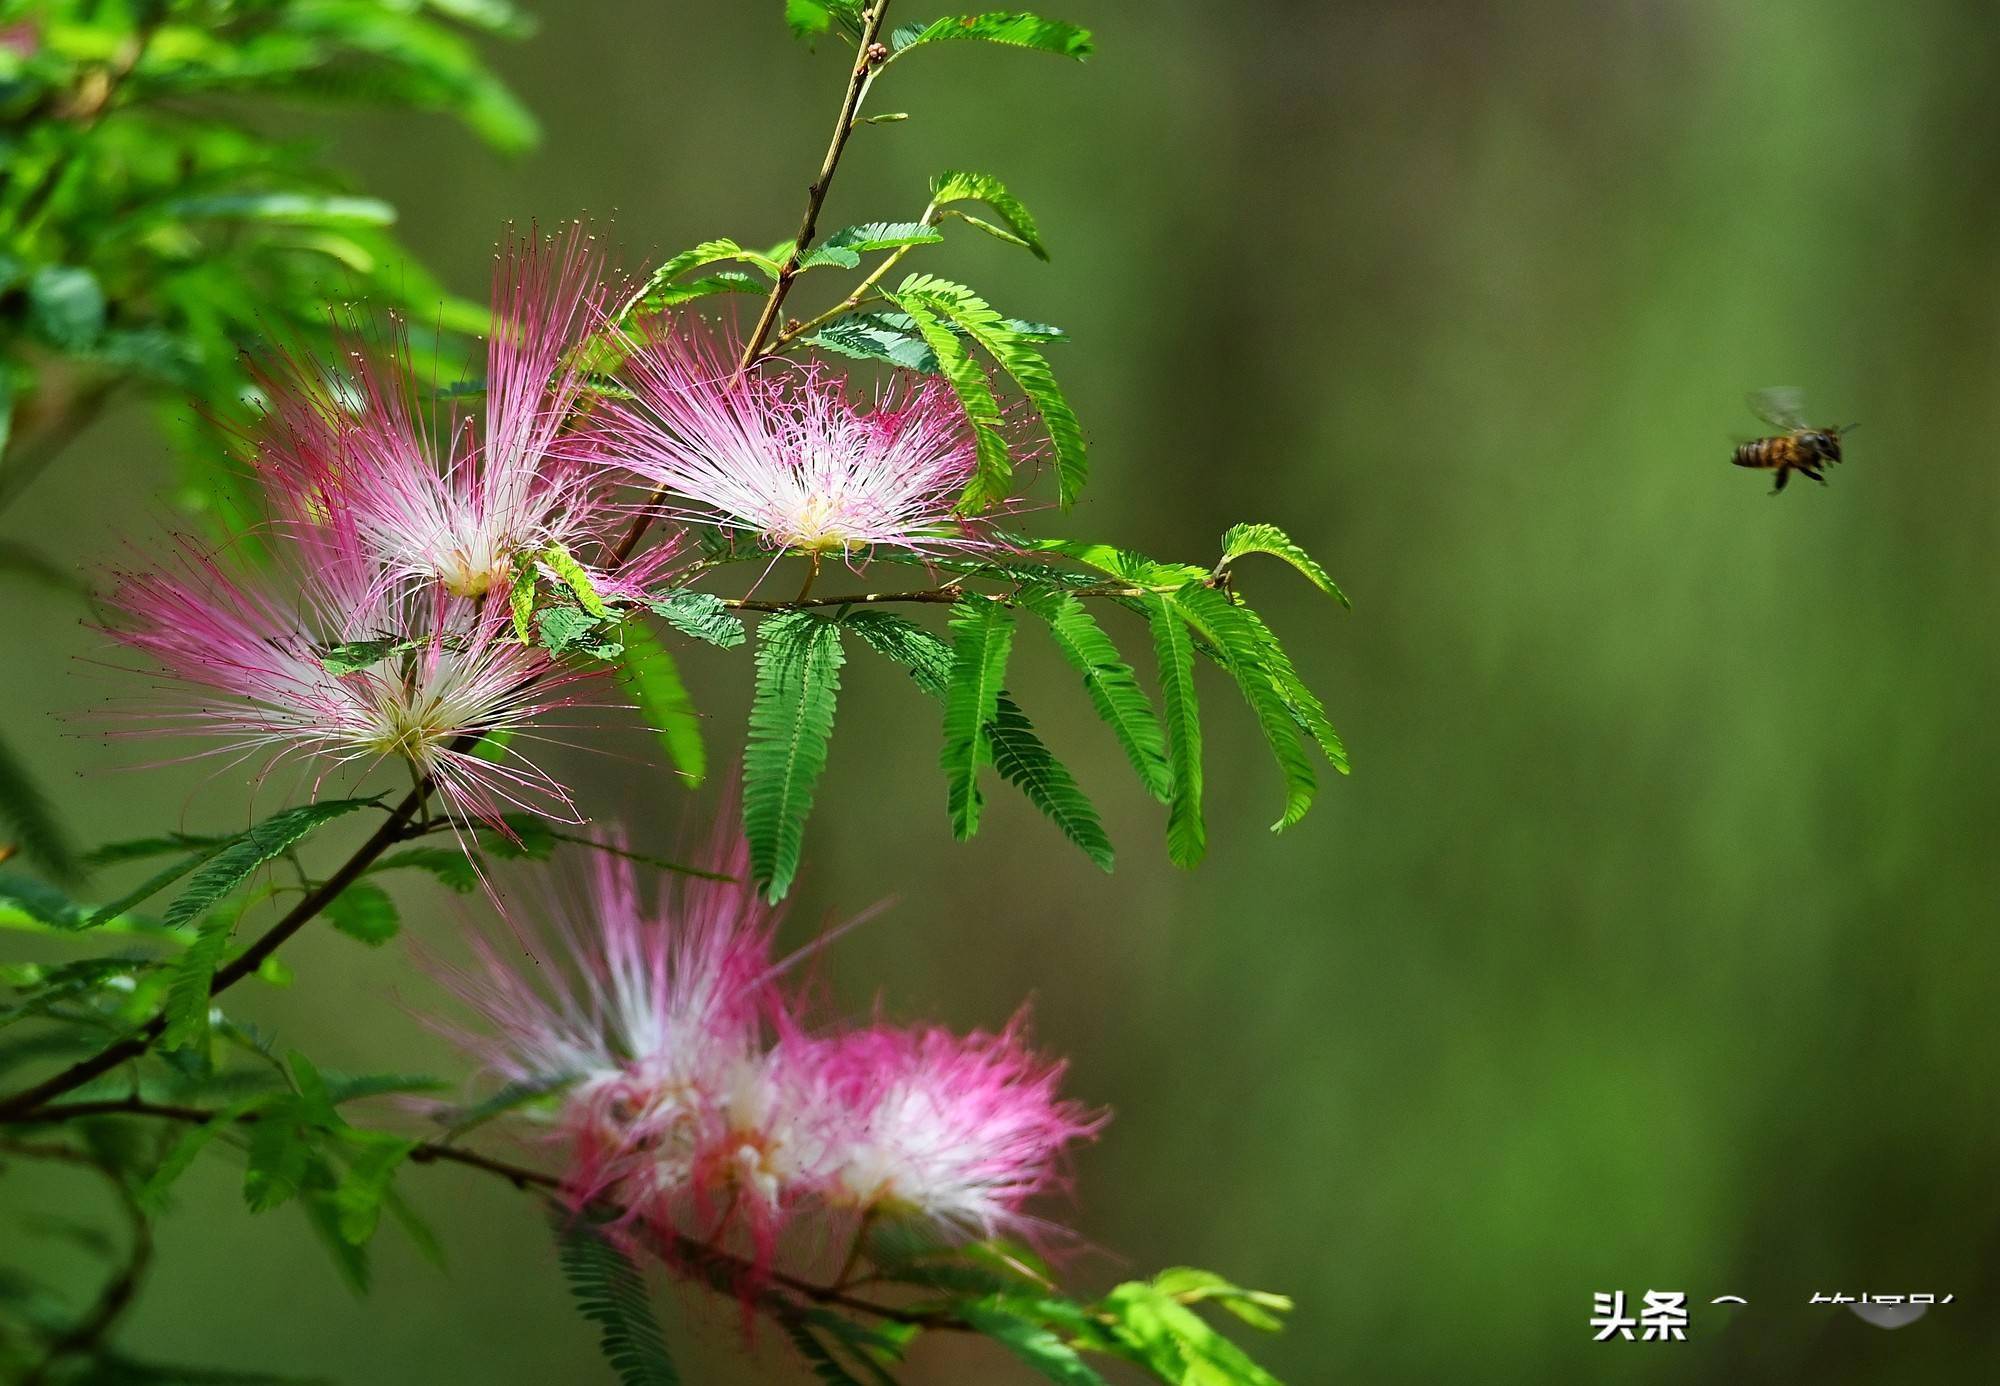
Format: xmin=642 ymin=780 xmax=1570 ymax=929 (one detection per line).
xmin=610 ymin=0 xmax=893 ymax=567
xmin=0 ymin=1136 xmax=153 ymax=1385
xmin=0 ymin=789 xmax=430 ymax=1119
xmin=3 ymin=1100 xmax=956 ymax=1329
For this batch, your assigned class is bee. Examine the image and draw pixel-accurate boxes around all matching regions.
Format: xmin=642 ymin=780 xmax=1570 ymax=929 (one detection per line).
xmin=1733 ymin=387 xmax=1854 ymax=494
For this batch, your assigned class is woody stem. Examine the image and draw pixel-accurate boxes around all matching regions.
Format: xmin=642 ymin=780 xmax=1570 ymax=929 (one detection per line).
xmin=610 ymin=0 xmax=891 ymax=566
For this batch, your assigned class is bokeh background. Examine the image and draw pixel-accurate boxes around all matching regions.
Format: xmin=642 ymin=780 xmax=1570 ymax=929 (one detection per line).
xmin=6 ymin=0 xmax=2000 ymax=1380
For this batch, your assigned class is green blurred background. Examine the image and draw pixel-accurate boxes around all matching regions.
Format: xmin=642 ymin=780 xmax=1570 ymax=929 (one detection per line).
xmin=7 ymin=0 xmax=2000 ymax=1380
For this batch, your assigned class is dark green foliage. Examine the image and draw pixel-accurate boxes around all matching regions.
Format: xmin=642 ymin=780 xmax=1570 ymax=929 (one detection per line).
xmin=845 ymin=609 xmax=1109 ymax=870
xmin=368 ymin=847 xmax=481 ymax=894
xmin=477 ymin=813 xmax=558 ymax=860
xmin=554 ymin=1212 xmax=682 ymax=1386
xmin=647 ymin=590 xmax=747 ymax=648
xmin=0 ymin=730 xmax=80 ymax=879
xmin=986 ymin=696 xmax=1113 ymax=871
xmin=1023 ymin=591 xmax=1172 ymax=801
xmin=317 ymin=637 xmax=422 ymax=676
xmin=1148 ymin=596 xmax=1206 ymax=868
xmin=0 ymin=0 xmax=536 ymax=524
xmin=617 ymin=622 xmax=706 ymax=785
xmin=325 ymin=882 xmax=399 ymax=945
xmin=433 ymin=1074 xmax=576 ymax=1140
xmin=808 ymin=311 xmax=942 ymax=372
xmin=778 ymin=1316 xmax=868 ymax=1386
xmin=940 ymin=600 xmax=1017 ymax=837
xmin=161 ymin=898 xmax=246 ymax=1051
xmin=744 ymin=611 xmax=845 ymax=901
xmin=158 ymin=799 xmax=379 ymax=931
xmin=957 ymin=1300 xmax=1109 ymax=1385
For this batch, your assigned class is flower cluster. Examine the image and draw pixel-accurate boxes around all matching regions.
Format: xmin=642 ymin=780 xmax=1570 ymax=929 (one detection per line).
xmin=422 ymin=815 xmax=1101 ymax=1282
xmin=590 ymin=317 xmax=996 ymax=557
xmin=100 ymin=226 xmax=1002 ymax=831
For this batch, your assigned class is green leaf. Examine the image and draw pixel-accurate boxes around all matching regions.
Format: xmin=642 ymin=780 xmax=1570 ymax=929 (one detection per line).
xmin=473 ymin=728 xmax=517 ymax=764
xmin=744 ymin=612 xmax=846 ymax=902
xmin=1147 ymin=597 xmax=1206 ymax=868
xmin=27 ymin=265 xmax=106 ymax=350
xmin=895 ymin=274 xmax=1086 ymax=507
xmin=646 ymin=590 xmax=747 ymax=648
xmin=1232 ymin=605 xmax=1347 ymax=774
xmin=645 ymin=272 xmax=766 ymax=307
xmin=779 ymin=1316 xmax=867 ymax=1386
xmin=332 ymin=1132 xmax=417 ymax=1244
xmin=889 ymin=14 xmax=1094 ymax=62
xmin=807 ymin=313 xmax=940 ymax=373
xmin=1099 ymin=1280 xmax=1287 ymax=1386
xmin=1032 ymin=539 xmax=1207 ymax=589
xmin=785 ymin=0 xmax=864 ymax=39
xmin=845 ymin=609 xmax=1105 ymax=868
xmin=138 ymin=1094 xmax=278 ymax=1213
xmin=369 ymin=848 xmax=481 ymax=894
xmin=617 ymin=622 xmax=706 ymax=786
xmin=1023 ymin=591 xmax=1172 ymax=801
xmin=0 ymin=732 xmax=78 ymax=881
xmin=510 ymin=563 xmax=537 ymax=640
xmin=1149 ymin=1267 xmax=1294 ymax=1333
xmin=940 ymin=601 xmax=1017 ymax=839
xmin=161 ymin=799 xmax=378 ymax=931
xmin=302 ymin=1187 xmax=374 ymax=1296
xmin=317 ymin=637 xmax=421 ymax=676
xmin=1218 ymin=523 xmax=1349 ymax=607
xmin=1166 ymin=583 xmax=1316 ymax=832
xmin=929 ymin=169 xmax=1049 ymax=259
xmin=842 ymin=609 xmax=953 ymax=697
xmin=83 ymin=833 xmax=232 ymax=868
xmin=478 ymin=814 xmax=558 ymax=860
xmin=326 ymin=882 xmax=400 ymax=945
xmin=987 ymin=696 xmax=1113 ymax=872
xmin=537 ymin=605 xmax=618 ymax=658
xmin=620 ymin=239 xmax=781 ymax=322
xmin=958 ymin=1299 xmax=1110 ymax=1385
xmin=243 ymin=1105 xmax=312 ymax=1213
xmin=85 ymin=841 xmax=229 ymax=929
xmin=162 ymin=895 xmax=253 ymax=1051
xmin=806 ymin=221 xmax=945 ymax=268
xmin=436 ymin=1074 xmax=577 ymax=1140
xmin=555 ymin=1212 xmax=682 ymax=1386
xmin=891 ymin=292 xmax=1011 ymax=511
xmin=158 ymin=193 xmax=398 ymax=227
xmin=541 ymin=542 xmax=609 ymax=617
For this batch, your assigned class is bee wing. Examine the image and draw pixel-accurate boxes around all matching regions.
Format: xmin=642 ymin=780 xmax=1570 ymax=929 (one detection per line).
xmin=1748 ymin=386 xmax=1809 ymax=431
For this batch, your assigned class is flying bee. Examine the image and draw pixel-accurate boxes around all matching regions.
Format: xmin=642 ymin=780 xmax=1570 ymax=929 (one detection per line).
xmin=1733 ymin=387 xmax=1854 ymax=494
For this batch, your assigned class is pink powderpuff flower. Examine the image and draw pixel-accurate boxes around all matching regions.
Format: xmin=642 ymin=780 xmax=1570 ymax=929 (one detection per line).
xmin=100 ymin=512 xmax=594 ymax=829
xmin=783 ymin=1014 xmax=1103 ymax=1243
xmin=586 ymin=316 xmax=1003 ymax=559
xmin=420 ymin=821 xmax=828 ymax=1271
xmin=251 ymin=224 xmax=640 ymax=601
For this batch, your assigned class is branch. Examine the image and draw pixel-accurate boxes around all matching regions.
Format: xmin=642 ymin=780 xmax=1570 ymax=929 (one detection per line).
xmin=721 ymin=582 xmax=1147 ymax=612
xmin=0 ymin=788 xmax=430 ymax=1119
xmin=610 ymin=0 xmax=893 ymax=567
xmin=4 ymin=1098 xmax=957 ymax=1331
xmin=0 ymin=1136 xmax=153 ymax=1386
